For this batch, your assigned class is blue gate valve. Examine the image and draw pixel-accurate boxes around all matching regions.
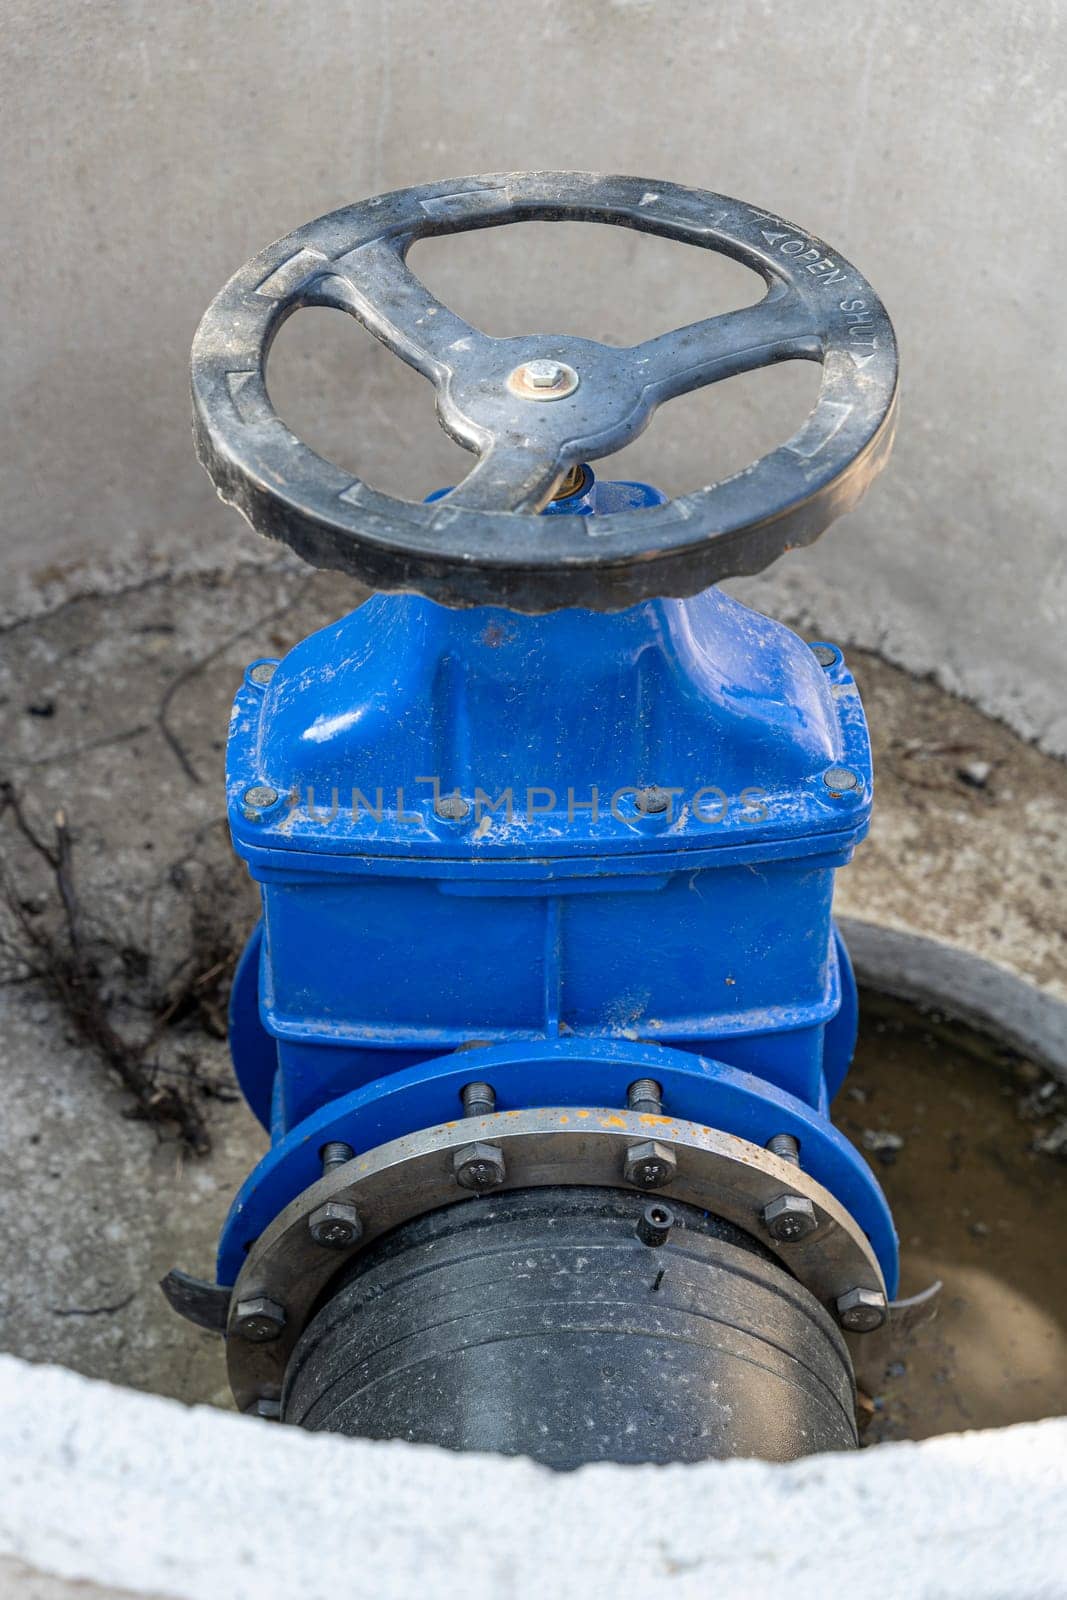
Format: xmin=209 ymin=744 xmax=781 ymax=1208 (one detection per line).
xmin=166 ymin=173 xmax=900 ymax=1463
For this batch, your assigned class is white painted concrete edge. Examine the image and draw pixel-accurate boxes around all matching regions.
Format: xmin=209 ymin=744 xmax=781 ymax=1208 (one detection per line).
xmin=1 ymin=1355 xmax=1065 ymax=1600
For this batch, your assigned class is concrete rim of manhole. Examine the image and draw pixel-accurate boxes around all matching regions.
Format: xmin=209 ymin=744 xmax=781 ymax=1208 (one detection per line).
xmin=840 ymin=917 xmax=1067 ymax=1081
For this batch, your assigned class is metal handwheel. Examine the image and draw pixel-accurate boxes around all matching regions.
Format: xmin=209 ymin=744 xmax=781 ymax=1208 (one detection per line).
xmin=191 ymin=171 xmax=898 ymax=612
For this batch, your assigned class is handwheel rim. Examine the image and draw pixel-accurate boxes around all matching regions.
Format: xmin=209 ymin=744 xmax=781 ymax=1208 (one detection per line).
xmin=191 ymin=172 xmax=898 ymax=612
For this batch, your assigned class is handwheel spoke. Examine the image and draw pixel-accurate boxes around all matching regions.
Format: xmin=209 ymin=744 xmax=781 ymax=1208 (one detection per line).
xmin=634 ymin=286 xmax=824 ymax=403
xmin=307 ymin=237 xmax=488 ymax=384
xmin=439 ymin=441 xmax=568 ymax=514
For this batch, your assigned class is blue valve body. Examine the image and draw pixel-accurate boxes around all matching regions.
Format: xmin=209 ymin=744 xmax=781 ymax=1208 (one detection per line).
xmin=219 ymin=472 xmax=896 ymax=1292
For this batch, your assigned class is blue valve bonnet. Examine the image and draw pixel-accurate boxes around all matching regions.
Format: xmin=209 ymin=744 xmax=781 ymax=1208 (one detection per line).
xmin=228 ymin=476 xmax=870 ymax=864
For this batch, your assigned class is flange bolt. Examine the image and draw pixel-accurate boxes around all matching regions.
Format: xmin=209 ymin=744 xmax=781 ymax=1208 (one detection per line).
xmin=248 ymin=662 xmax=277 ymax=686
xmin=242 ymin=785 xmax=279 ymax=814
xmin=765 ymin=1132 xmax=801 ymax=1167
xmin=822 ymin=767 xmax=861 ymax=794
xmin=435 ymin=792 xmax=471 ymax=822
xmin=836 ymin=1286 xmax=889 ymax=1332
xmin=624 ymin=1140 xmax=677 ymax=1189
xmin=454 ymin=1142 xmax=506 ymax=1191
xmin=321 ymin=1141 xmax=354 ymax=1176
xmin=308 ymin=1200 xmax=362 ymax=1250
xmin=634 ymin=786 xmax=672 ymax=815
xmin=627 ymin=1078 xmax=664 ymax=1115
xmin=461 ymin=1082 xmax=496 ymax=1119
xmin=810 ymin=644 xmax=838 ymax=667
xmin=231 ymin=1295 xmax=286 ymax=1343
xmin=636 ymin=1201 xmax=675 ymax=1247
xmin=761 ymin=1194 xmax=819 ymax=1243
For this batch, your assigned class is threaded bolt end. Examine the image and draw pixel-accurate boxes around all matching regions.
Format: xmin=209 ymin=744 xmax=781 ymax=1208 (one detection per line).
xmin=461 ymin=1081 xmax=496 ymax=1119
xmin=627 ymin=1078 xmax=664 ymax=1116
xmin=321 ymin=1141 xmax=354 ymax=1176
xmin=766 ymin=1133 xmax=801 ymax=1167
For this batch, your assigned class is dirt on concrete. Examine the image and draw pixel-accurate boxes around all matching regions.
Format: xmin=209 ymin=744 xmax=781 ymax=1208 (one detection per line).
xmin=840 ymin=649 xmax=1067 ymax=1001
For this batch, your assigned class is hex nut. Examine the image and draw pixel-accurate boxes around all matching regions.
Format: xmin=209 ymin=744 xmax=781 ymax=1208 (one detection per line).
xmin=623 ymin=1140 xmax=677 ymax=1189
xmin=308 ymin=1200 xmax=362 ymax=1249
xmin=836 ymin=1286 xmax=889 ymax=1332
xmin=454 ymin=1142 xmax=506 ymax=1191
xmin=231 ymin=1295 xmax=286 ymax=1343
xmin=526 ymin=359 xmax=566 ymax=388
xmin=762 ymin=1194 xmax=819 ymax=1243
xmin=506 ymin=360 xmax=580 ymax=401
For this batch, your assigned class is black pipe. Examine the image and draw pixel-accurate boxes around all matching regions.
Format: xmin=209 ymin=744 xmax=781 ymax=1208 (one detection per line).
xmin=283 ymin=1186 xmax=857 ymax=1465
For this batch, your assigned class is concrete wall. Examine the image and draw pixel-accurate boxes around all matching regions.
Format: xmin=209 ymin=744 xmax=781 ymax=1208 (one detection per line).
xmin=4 ymin=0 xmax=1065 ymax=750
xmin=3 ymin=1356 xmax=1067 ymax=1600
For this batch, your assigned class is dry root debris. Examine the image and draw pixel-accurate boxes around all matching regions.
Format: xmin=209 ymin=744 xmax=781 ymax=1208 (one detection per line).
xmin=0 ymin=780 xmax=239 ymax=1154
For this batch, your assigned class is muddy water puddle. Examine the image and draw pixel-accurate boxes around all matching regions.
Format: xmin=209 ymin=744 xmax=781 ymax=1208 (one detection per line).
xmin=834 ymin=996 xmax=1067 ymax=1443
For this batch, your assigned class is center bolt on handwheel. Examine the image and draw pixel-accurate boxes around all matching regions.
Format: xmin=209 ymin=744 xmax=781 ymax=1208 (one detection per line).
xmin=164 ymin=171 xmax=902 ymax=1466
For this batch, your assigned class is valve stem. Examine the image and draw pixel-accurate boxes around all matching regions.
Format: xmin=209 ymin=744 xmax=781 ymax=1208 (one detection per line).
xmin=551 ymin=463 xmax=587 ymax=501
